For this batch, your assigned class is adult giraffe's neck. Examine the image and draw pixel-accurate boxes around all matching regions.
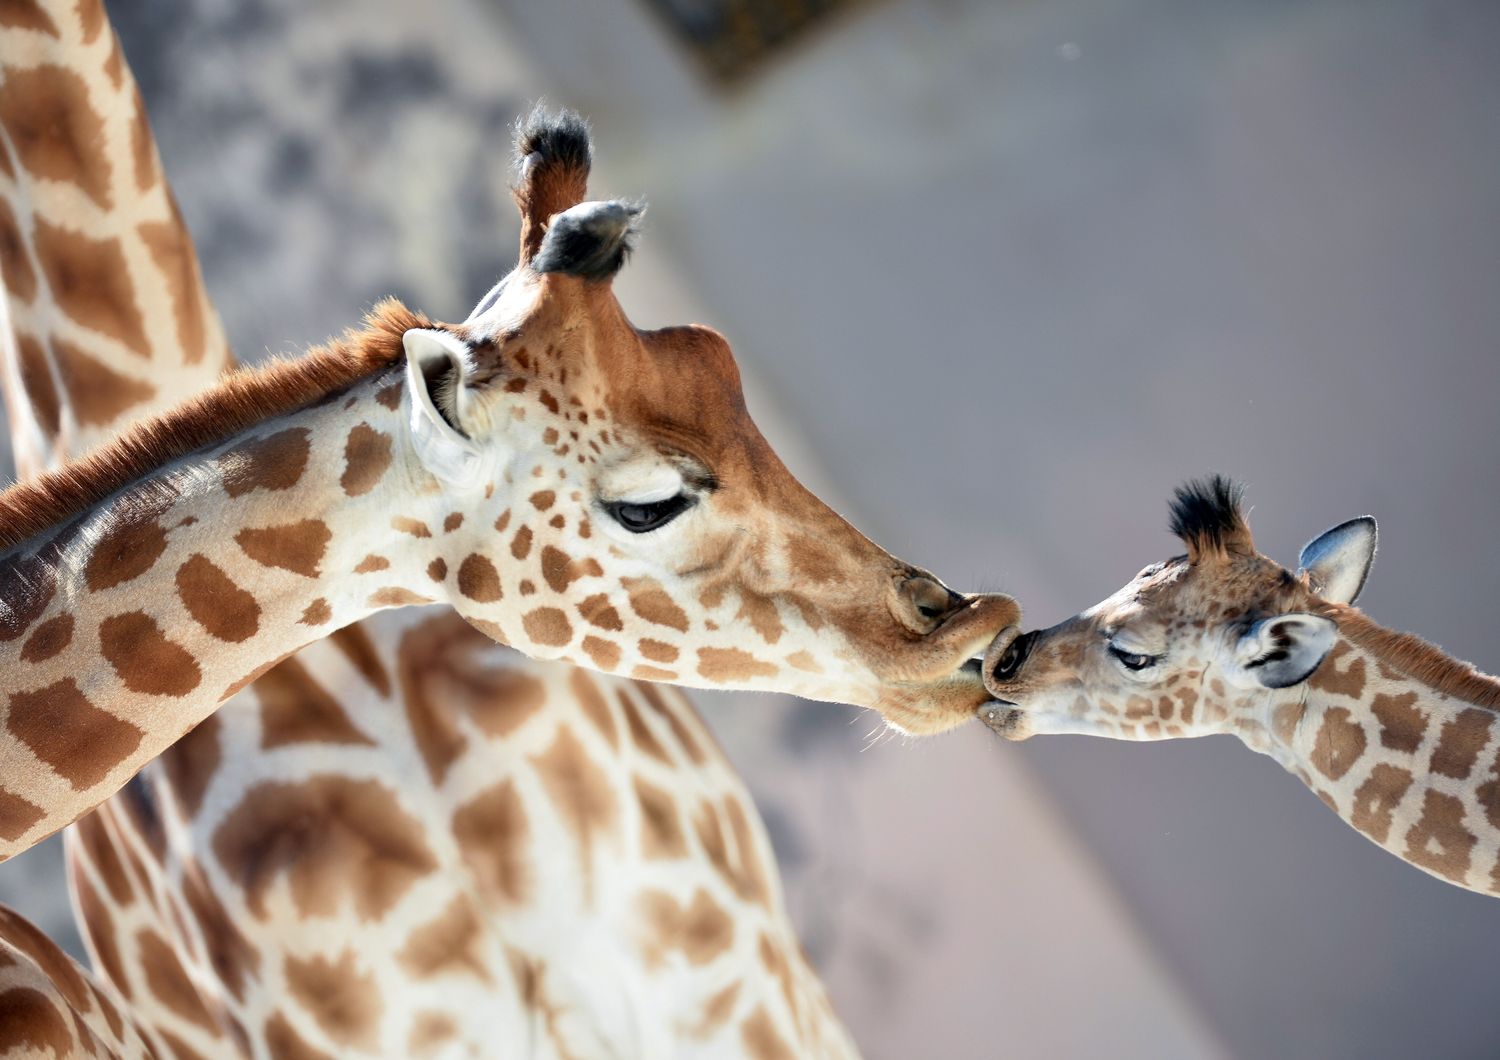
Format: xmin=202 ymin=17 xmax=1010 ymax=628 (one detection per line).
xmin=0 ymin=0 xmax=232 ymax=478
xmin=0 ymin=352 xmax=467 ymax=858
xmin=1253 ymin=609 xmax=1500 ymax=896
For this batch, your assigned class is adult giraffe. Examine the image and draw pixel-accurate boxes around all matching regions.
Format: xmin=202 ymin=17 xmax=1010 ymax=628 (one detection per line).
xmin=0 ymin=0 xmax=1016 ymax=1054
xmin=983 ymin=476 xmax=1500 ymax=899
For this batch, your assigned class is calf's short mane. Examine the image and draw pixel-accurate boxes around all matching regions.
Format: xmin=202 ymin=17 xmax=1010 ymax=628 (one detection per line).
xmin=0 ymin=299 xmax=433 ymax=553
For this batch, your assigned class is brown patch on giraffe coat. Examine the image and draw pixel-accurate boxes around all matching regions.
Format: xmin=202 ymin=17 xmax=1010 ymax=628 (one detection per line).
xmin=0 ymin=0 xmax=60 ymax=35
xmin=100 ymin=611 xmax=201 ymax=696
xmin=158 ymin=1031 xmax=211 ymax=1060
xmin=0 ymin=198 xmax=37 ymax=304
xmin=329 ymin=624 xmax=391 ymax=696
xmin=395 ymin=613 xmax=481 ymax=784
xmin=468 ymin=670 xmax=548 ymax=739
xmin=137 ymin=928 xmax=217 ymax=1032
xmin=20 ymin=613 xmax=72 ymax=663
xmin=741 ymin=1006 xmax=795 ymax=1060
xmin=175 ymin=554 xmax=260 ymax=642
xmin=51 ymin=337 xmax=156 ymax=425
xmin=212 ymin=776 xmax=438 ymax=920
xmin=452 ymin=780 xmax=531 ymax=905
xmin=457 ymin=554 xmax=503 ymax=602
xmin=442 ymin=512 xmax=463 ymax=532
xmin=570 ymin=670 xmax=618 ymax=747
xmin=638 ymin=888 xmax=735 ymax=968
xmin=635 ymin=776 xmax=687 ymax=859
xmin=1370 ymin=691 xmax=1427 ymax=753
xmin=32 ymin=219 xmax=153 ymax=356
xmin=1308 ymin=708 xmax=1366 ymax=781
xmin=0 ymin=788 xmax=44 ymax=842
xmin=71 ymin=872 xmax=129 ymax=1000
xmin=70 ymin=812 xmax=133 ymax=905
xmin=397 ymin=897 xmax=492 ymax=983
xmin=0 ymin=906 xmax=91 ymax=1013
xmin=368 ymin=587 xmax=433 ymax=608
xmin=1429 ymin=708 xmax=1493 ymax=781
xmin=375 ymin=380 xmax=403 ymax=409
xmin=264 ymin=1012 xmax=335 ymax=1060
xmin=692 ymin=982 xmax=742 ymax=1039
xmin=179 ymin=862 xmax=260 ymax=1003
xmin=284 ymin=951 xmax=381 ymax=1051
xmin=510 ymin=524 xmax=533 ymax=560
xmin=84 ymin=515 xmax=169 ymax=592
xmin=620 ymin=692 xmax=671 ymax=764
xmin=581 ymin=635 xmax=622 ymax=670
xmin=340 ymin=423 xmax=393 ymax=496
xmin=698 ymin=647 xmax=779 ymax=684
xmin=695 ymin=797 xmax=772 ymax=906
xmin=532 ymin=726 xmax=616 ymax=882
xmin=0 ymin=987 xmax=74 ymax=1057
xmin=639 ymin=684 xmax=708 ymax=764
xmin=13 ymin=334 xmax=60 ymax=441
xmin=236 ymin=519 xmax=331 ymax=577
xmin=529 ymin=489 xmax=555 ymax=510
xmin=623 ymin=577 xmax=689 ymax=632
xmin=541 ymin=544 xmax=602 ymax=594
xmin=300 ymin=598 xmax=332 ymax=625
xmin=1307 ymin=643 xmax=1366 ymax=699
xmin=758 ymin=933 xmax=806 ymax=1045
xmin=0 ymin=557 xmax=62 ymax=645
xmin=578 ymin=592 xmax=624 ymax=631
xmin=736 ymin=592 xmax=784 ymax=645
xmin=217 ymin=427 xmax=311 ymax=498
xmin=639 ymin=638 xmax=678 ymax=664
xmin=256 ymin=657 xmax=373 ymax=749
xmin=523 ymin=607 xmax=572 ymax=646
xmin=1350 ymin=767 xmax=1416 ymax=839
xmin=0 ymin=64 xmax=112 ymax=208
xmin=128 ymin=82 xmax=156 ymax=190
xmin=7 ymin=678 xmax=144 ymax=789
xmin=1330 ymin=608 xmax=1500 ymax=708
xmin=139 ymin=211 xmax=209 ymax=361
xmin=1403 ymin=789 xmax=1476 ymax=883
xmin=408 ymin=1012 xmax=460 ymax=1055
xmin=353 ymin=554 xmax=389 ymax=573
xmin=391 ymin=516 xmax=431 ymax=538
xmin=160 ymin=714 xmax=221 ymax=818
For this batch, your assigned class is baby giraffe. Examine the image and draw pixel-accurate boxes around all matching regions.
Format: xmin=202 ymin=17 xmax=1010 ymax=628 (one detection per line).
xmin=982 ymin=476 xmax=1500 ymax=898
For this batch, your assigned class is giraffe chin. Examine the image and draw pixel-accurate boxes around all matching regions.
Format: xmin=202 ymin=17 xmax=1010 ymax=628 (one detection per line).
xmin=875 ymin=660 xmax=1001 ymax=736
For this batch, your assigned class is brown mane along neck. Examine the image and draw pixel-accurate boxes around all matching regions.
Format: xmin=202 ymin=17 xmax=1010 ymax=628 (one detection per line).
xmin=1325 ymin=603 xmax=1500 ymax=710
xmin=0 ymin=300 xmax=431 ymax=553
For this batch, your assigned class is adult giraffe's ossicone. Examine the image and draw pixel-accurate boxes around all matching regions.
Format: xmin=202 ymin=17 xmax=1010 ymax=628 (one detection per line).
xmin=0 ymin=101 xmax=1016 ymax=856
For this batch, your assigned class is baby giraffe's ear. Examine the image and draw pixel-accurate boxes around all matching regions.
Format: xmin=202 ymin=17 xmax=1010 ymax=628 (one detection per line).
xmin=402 ymin=329 xmax=485 ymax=489
xmin=1297 ymin=516 xmax=1377 ymax=605
xmin=1226 ymin=614 xmax=1338 ymax=690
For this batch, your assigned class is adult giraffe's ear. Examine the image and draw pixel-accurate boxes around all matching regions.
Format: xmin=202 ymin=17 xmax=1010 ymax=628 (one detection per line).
xmin=1225 ymin=614 xmax=1338 ymax=690
xmin=403 ymin=329 xmax=485 ymax=489
xmin=1297 ymin=516 xmax=1377 ymax=605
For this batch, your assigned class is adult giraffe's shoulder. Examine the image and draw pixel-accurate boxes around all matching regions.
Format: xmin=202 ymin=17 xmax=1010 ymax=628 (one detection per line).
xmin=983 ymin=475 xmax=1500 ymax=898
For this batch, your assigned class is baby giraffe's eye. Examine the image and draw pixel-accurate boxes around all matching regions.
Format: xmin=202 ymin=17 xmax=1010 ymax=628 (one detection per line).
xmin=606 ymin=493 xmax=695 ymax=533
xmin=1109 ymin=645 xmax=1159 ymax=672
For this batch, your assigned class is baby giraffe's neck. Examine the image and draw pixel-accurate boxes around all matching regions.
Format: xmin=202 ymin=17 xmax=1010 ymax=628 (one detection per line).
xmin=0 ymin=345 xmax=462 ymax=857
xmin=1255 ymin=611 xmax=1500 ymax=895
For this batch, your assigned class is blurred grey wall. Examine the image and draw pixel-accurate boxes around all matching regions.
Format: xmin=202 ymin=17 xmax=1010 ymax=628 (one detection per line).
xmin=1 ymin=0 xmax=1497 ymax=1057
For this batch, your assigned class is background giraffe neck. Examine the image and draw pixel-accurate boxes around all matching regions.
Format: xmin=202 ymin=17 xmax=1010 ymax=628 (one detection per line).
xmin=1262 ymin=620 xmax=1500 ymax=896
xmin=0 ymin=0 xmax=230 ymax=479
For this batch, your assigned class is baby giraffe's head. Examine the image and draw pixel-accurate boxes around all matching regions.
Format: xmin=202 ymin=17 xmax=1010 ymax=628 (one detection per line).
xmin=980 ymin=476 xmax=1376 ymax=741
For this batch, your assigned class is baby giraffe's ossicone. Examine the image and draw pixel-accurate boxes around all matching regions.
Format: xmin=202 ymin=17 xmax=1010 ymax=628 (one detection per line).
xmin=981 ymin=475 xmax=1500 ymax=898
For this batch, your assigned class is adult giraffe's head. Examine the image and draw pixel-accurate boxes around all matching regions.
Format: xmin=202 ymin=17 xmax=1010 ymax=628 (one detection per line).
xmin=979 ymin=476 xmax=1376 ymax=740
xmin=394 ymin=108 xmax=1017 ymax=732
